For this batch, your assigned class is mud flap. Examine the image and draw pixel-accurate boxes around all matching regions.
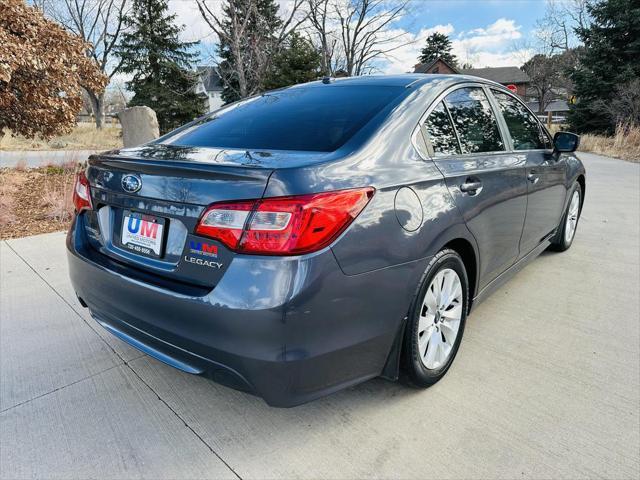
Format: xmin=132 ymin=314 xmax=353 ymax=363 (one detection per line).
xmin=380 ymin=316 xmax=408 ymax=381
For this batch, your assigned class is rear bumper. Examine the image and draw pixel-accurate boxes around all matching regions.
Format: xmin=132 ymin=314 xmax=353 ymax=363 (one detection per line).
xmin=67 ymin=215 xmax=429 ymax=407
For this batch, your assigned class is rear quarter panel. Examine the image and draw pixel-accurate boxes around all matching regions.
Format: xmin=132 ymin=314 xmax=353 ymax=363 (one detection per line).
xmin=263 ymin=79 xmax=479 ymax=278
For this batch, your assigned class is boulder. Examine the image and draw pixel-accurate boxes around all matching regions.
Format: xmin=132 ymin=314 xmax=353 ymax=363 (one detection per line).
xmin=117 ymin=106 xmax=160 ymax=148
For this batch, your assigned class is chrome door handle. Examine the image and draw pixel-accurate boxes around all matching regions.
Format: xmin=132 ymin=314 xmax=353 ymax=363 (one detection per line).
xmin=527 ymin=173 xmax=539 ymax=184
xmin=460 ymin=181 xmax=482 ymax=194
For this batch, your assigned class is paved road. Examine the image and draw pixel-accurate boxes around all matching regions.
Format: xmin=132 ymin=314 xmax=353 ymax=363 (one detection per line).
xmin=1 ymin=153 xmax=638 ymax=479
xmin=0 ymin=150 xmax=98 ymax=168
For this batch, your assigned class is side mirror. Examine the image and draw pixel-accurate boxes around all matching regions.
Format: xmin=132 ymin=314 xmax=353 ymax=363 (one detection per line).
xmin=553 ymin=131 xmax=580 ymax=153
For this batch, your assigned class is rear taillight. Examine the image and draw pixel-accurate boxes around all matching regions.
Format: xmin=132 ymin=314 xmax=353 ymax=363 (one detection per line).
xmin=196 ymin=187 xmax=374 ymax=255
xmin=73 ymin=171 xmax=92 ymax=212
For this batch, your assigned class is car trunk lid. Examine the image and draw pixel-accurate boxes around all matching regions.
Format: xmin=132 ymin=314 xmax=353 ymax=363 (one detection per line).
xmin=81 ymin=145 xmax=283 ymax=290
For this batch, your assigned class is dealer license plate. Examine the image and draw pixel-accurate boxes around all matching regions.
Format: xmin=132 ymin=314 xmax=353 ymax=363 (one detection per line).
xmin=120 ymin=211 xmax=165 ymax=258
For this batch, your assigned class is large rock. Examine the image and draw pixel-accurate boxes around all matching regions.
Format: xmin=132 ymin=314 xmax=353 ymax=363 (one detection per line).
xmin=117 ymin=106 xmax=160 ymax=148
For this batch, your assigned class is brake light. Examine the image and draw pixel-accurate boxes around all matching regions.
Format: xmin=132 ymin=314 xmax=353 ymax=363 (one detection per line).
xmin=196 ymin=188 xmax=374 ymax=255
xmin=73 ymin=171 xmax=92 ymax=212
xmin=195 ymin=200 xmax=254 ymax=250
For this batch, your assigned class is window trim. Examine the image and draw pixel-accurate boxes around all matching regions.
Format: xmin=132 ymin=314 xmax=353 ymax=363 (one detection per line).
xmin=420 ymin=100 xmax=461 ymax=158
xmin=413 ymin=82 xmax=511 ymax=160
xmin=487 ymin=87 xmax=554 ymax=153
xmin=444 ymin=101 xmax=464 ymax=155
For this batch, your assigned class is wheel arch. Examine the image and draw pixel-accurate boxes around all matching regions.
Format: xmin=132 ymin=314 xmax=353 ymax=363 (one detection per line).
xmin=380 ymin=231 xmax=479 ymax=381
xmin=442 ymin=238 xmax=478 ymax=312
xmin=576 ymin=174 xmax=586 ymax=211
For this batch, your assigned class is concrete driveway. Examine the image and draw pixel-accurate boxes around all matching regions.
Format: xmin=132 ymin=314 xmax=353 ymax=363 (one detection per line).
xmin=1 ymin=152 xmax=638 ymax=479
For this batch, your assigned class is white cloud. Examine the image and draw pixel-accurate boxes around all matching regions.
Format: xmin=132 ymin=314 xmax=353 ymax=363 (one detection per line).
xmin=463 ymin=49 xmax=532 ymax=68
xmin=168 ymin=0 xmax=218 ymax=44
xmin=379 ymin=17 xmax=527 ymax=73
xmin=421 ymin=23 xmax=455 ymax=38
xmin=452 ymin=18 xmax=522 ymax=61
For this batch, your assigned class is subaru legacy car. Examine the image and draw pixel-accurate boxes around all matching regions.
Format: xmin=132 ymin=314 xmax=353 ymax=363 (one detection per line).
xmin=67 ymin=75 xmax=584 ymax=407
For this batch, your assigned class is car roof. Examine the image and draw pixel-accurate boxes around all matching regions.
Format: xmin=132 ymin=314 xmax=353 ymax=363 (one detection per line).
xmin=327 ymin=74 xmax=437 ymax=87
xmin=290 ymin=73 xmax=504 ymax=90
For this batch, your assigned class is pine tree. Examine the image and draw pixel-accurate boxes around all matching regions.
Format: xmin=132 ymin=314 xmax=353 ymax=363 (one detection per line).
xmin=217 ymin=0 xmax=283 ymax=103
xmin=116 ymin=0 xmax=206 ymax=134
xmin=418 ymin=33 xmax=458 ymax=66
xmin=263 ymin=33 xmax=322 ymax=90
xmin=568 ymin=0 xmax=640 ymax=133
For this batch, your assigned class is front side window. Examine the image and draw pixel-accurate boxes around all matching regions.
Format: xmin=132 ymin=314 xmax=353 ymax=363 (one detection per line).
xmin=492 ymin=90 xmax=548 ymax=150
xmin=444 ymin=87 xmax=505 ymax=154
xmin=424 ymin=102 xmax=460 ymax=157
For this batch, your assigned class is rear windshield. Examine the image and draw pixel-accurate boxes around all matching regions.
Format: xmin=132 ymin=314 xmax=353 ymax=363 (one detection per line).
xmin=163 ymin=85 xmax=405 ymax=152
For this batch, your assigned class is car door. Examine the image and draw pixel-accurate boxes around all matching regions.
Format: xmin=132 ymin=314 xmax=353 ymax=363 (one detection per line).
xmin=420 ymin=85 xmax=528 ymax=291
xmin=490 ymin=89 xmax=567 ymax=257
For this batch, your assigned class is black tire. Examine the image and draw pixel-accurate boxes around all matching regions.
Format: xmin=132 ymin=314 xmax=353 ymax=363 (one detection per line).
xmin=402 ymin=249 xmax=469 ymax=388
xmin=549 ymin=182 xmax=582 ymax=252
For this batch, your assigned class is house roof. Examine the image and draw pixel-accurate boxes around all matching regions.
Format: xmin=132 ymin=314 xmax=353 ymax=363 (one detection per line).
xmin=413 ymin=58 xmax=460 ymax=74
xmin=197 ymin=66 xmax=222 ymax=91
xmin=526 ymin=100 xmax=570 ymax=113
xmin=461 ymin=66 xmax=530 ymax=84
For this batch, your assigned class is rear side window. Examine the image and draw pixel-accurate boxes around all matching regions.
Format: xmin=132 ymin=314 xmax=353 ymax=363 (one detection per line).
xmin=492 ymin=90 xmax=548 ymax=150
xmin=424 ymin=102 xmax=460 ymax=156
xmin=444 ymin=87 xmax=505 ymax=154
xmin=163 ymin=86 xmax=404 ymax=152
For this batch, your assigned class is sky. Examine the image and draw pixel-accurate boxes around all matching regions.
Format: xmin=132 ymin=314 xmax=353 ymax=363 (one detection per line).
xmin=167 ymin=0 xmax=550 ymax=74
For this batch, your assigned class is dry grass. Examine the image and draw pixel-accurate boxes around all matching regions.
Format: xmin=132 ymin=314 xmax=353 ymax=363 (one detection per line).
xmin=578 ymin=124 xmax=640 ymax=162
xmin=0 ymin=163 xmax=79 ymax=239
xmin=0 ymin=123 xmax=122 ymax=151
xmin=0 ymin=174 xmax=19 ymax=228
xmin=547 ymin=124 xmax=565 ymax=135
xmin=42 ymin=173 xmax=75 ymax=222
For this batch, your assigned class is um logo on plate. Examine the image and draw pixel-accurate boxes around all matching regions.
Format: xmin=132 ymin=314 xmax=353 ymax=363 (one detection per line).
xmin=127 ymin=218 xmax=158 ymax=239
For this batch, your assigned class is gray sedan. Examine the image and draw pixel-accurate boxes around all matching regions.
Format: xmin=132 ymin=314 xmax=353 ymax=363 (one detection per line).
xmin=67 ymin=74 xmax=585 ymax=406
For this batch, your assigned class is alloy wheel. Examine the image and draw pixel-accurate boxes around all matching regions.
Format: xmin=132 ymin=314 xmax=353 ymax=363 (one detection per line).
xmin=565 ymin=190 xmax=580 ymax=244
xmin=417 ymin=268 xmax=463 ymax=370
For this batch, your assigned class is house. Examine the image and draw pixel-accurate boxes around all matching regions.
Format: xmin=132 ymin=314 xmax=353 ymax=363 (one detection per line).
xmin=413 ymin=58 xmax=460 ymax=75
xmin=460 ymin=66 xmax=531 ymax=97
xmin=526 ymin=99 xmax=570 ymax=124
xmin=195 ymin=66 xmax=224 ymax=112
xmin=412 ymin=60 xmax=531 ymax=98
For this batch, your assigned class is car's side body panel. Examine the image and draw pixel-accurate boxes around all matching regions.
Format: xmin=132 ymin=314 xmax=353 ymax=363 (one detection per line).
xmin=264 ymin=79 xmax=477 ymax=277
xmin=432 ymin=152 xmax=527 ymax=291
xmin=519 ymin=150 xmax=568 ymax=257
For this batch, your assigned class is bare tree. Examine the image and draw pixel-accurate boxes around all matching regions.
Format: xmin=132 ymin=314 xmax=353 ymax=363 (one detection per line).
xmin=535 ymin=0 xmax=591 ymax=54
xmin=46 ymin=0 xmax=128 ymax=128
xmin=509 ymin=0 xmax=592 ymax=114
xmin=307 ymin=0 xmax=339 ymax=74
xmin=521 ymin=54 xmax=563 ymax=113
xmin=308 ymin=0 xmax=411 ymax=76
xmin=197 ymin=0 xmax=253 ymax=99
xmin=197 ymin=0 xmax=307 ymax=101
xmin=595 ymin=79 xmax=640 ymax=128
xmin=30 ymin=0 xmax=54 ymax=16
xmin=277 ymin=0 xmax=309 ymax=45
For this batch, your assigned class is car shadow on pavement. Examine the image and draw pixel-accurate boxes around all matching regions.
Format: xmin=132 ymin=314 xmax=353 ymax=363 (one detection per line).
xmin=129 ymin=351 xmax=426 ymax=426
